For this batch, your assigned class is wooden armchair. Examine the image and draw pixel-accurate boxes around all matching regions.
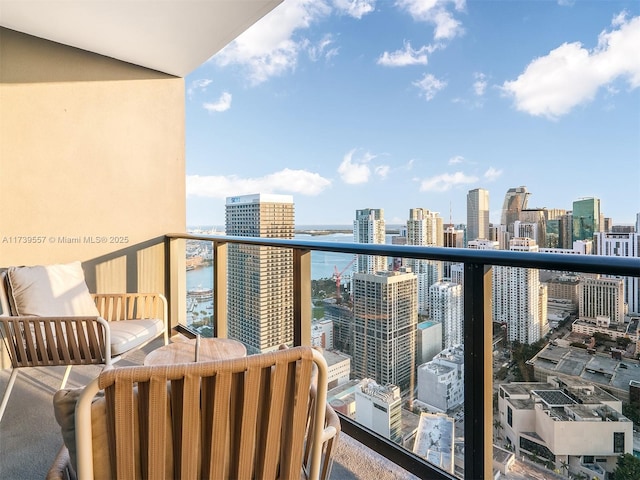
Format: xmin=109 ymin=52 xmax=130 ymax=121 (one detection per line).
xmin=49 ymin=346 xmax=340 ymax=480
xmin=0 ymin=262 xmax=168 ymax=421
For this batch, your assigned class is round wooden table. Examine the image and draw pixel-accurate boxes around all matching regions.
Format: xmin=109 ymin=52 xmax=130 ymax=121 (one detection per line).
xmin=144 ymin=337 xmax=247 ymax=366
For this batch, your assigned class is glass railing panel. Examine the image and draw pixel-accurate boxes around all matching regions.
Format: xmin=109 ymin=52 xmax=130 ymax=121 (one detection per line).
xmin=170 ymin=232 xmax=640 ymax=480
xmin=321 ymin=255 xmax=457 ymax=478
xmin=493 ymin=265 xmax=640 ymax=480
xmin=185 ymin=238 xmax=215 ymax=337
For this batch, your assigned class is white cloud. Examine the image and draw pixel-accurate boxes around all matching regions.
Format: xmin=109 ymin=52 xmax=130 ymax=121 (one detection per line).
xmin=333 ymin=0 xmax=376 ymax=19
xmin=473 ymin=72 xmax=487 ymax=96
xmin=448 ymin=155 xmax=464 ymax=165
xmin=306 ymin=34 xmax=340 ymax=62
xmin=377 ymin=42 xmax=432 ymax=67
xmin=375 ymin=165 xmax=390 ymax=178
xmin=187 ymin=79 xmax=212 ymax=98
xmin=413 ymin=73 xmax=447 ymax=100
xmin=338 ymin=149 xmax=378 ymax=184
xmin=502 ymin=12 xmax=640 ymax=119
xmin=203 ymin=92 xmax=232 ymax=113
xmin=213 ymin=0 xmax=331 ymax=85
xmin=186 ymin=169 xmax=331 ymax=198
xmin=396 ymin=0 xmax=466 ymax=41
xmin=483 ymin=167 xmax=503 ymax=181
xmin=419 ymin=171 xmax=477 ymax=192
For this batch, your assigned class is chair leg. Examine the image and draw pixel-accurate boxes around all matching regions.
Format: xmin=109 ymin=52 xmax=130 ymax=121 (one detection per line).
xmin=0 ymin=368 xmax=19 ymax=422
xmin=60 ymin=365 xmax=72 ymax=390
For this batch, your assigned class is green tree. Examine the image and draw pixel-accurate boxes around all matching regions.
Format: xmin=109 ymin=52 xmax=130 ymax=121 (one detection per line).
xmin=612 ymin=453 xmax=640 ymax=480
xmin=623 ymin=403 xmax=640 ymax=427
xmin=617 ymin=337 xmax=632 ymax=348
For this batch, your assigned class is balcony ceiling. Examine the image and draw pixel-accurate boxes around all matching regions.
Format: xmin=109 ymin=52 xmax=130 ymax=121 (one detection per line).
xmin=0 ymin=0 xmax=282 ymax=77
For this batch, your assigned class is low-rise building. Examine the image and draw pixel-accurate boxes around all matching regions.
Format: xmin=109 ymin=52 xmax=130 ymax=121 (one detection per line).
xmin=529 ymin=343 xmax=640 ymax=403
xmin=311 ymin=318 xmax=334 ymax=349
xmin=498 ymin=377 xmax=633 ymax=480
xmin=416 ymin=345 xmax=464 ymax=412
xmin=323 ymin=349 xmax=351 ymax=389
xmin=355 ymin=379 xmax=403 ymax=443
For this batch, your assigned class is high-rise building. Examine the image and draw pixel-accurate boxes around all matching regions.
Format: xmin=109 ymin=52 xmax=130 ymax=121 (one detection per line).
xmin=594 ymin=232 xmax=640 ymax=315
xmin=501 ymin=186 xmax=530 ymax=232
xmin=416 ymin=320 xmax=443 ymax=365
xmin=324 ymin=300 xmax=354 ymax=356
xmin=560 ymin=212 xmax=574 ymax=249
xmin=518 ymin=209 xmax=547 ymax=247
xmin=443 ymin=225 xmax=464 ymax=249
xmin=225 ymin=193 xmax=294 ymax=354
xmin=544 ymin=208 xmax=566 ymax=248
xmin=407 ymin=208 xmax=443 ymax=246
xmin=572 ymin=197 xmax=601 ymax=243
xmin=352 ymin=270 xmax=417 ymax=391
xmin=443 ymin=224 xmax=465 ymax=278
xmin=489 ymin=224 xmax=509 ymax=250
xmin=406 ymin=208 xmax=443 ymax=314
xmin=466 ymin=188 xmax=490 ymax=242
xmin=493 ymin=238 xmax=542 ymax=345
xmin=429 ymin=281 xmax=463 ymax=349
xmin=353 ymin=208 xmax=386 ymax=274
xmin=579 ymin=275 xmax=625 ymax=323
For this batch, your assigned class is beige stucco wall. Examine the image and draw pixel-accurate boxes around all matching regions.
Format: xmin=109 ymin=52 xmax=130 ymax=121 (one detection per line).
xmin=0 ymin=28 xmax=185 ymax=268
xmin=0 ymin=28 xmax=187 ymax=343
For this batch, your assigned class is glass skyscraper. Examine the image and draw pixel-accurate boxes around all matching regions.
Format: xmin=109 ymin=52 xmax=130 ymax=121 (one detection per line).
xmin=572 ymin=197 xmax=601 ymax=243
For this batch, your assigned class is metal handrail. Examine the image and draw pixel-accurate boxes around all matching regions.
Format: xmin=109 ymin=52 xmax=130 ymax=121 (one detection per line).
xmin=166 ymin=232 xmax=640 ymax=479
xmin=167 ymin=233 xmax=640 ymax=276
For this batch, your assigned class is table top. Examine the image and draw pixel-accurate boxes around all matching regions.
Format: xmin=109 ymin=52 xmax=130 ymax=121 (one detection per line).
xmin=144 ymin=337 xmax=247 ymax=366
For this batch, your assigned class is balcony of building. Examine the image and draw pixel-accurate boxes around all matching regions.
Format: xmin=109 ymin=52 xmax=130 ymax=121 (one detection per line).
xmin=2 ymin=234 xmax=638 ymax=479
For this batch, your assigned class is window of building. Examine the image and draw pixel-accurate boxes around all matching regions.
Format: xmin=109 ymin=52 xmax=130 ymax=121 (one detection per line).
xmin=507 ymin=406 xmax=513 ymax=427
xmin=613 ymin=432 xmax=625 ymax=453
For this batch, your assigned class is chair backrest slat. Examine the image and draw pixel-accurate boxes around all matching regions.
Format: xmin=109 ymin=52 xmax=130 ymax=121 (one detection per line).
xmin=84 ymin=347 xmax=334 ymax=480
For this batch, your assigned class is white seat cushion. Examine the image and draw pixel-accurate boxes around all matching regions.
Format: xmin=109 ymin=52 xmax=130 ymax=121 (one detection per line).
xmin=108 ymin=318 xmax=165 ymax=356
xmin=7 ymin=262 xmax=100 ymax=317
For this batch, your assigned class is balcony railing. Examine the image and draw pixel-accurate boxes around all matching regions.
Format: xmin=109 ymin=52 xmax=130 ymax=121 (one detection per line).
xmin=166 ymin=233 xmax=640 ymax=480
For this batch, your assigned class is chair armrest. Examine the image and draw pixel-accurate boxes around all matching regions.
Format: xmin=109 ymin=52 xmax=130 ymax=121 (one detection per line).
xmin=0 ymin=316 xmax=111 ymax=368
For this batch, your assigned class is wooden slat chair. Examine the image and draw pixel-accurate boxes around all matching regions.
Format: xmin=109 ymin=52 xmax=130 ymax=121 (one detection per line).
xmin=52 ymin=346 xmax=340 ymax=480
xmin=0 ymin=263 xmax=168 ymax=421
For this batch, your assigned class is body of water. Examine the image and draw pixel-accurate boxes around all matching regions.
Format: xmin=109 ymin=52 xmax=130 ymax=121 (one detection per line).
xmin=187 ymin=232 xmax=356 ymax=291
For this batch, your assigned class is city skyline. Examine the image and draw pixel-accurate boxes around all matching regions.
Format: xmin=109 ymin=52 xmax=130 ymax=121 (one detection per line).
xmin=185 ymin=0 xmax=640 ymax=227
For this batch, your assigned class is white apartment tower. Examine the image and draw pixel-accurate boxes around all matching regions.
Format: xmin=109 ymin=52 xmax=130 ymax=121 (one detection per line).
xmin=594 ymin=232 xmax=640 ymax=315
xmin=352 ymin=270 xmax=417 ymax=392
xmin=406 ymin=208 xmax=444 ymax=314
xmin=466 ymin=188 xmax=490 ymax=242
xmin=225 ymin=193 xmax=294 ymax=354
xmin=353 ymin=208 xmax=386 ymax=274
xmin=429 ymin=281 xmax=463 ymax=349
xmin=493 ymin=238 xmax=542 ymax=345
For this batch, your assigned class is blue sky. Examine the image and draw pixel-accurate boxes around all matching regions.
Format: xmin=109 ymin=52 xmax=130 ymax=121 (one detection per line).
xmin=185 ymin=0 xmax=640 ymax=227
